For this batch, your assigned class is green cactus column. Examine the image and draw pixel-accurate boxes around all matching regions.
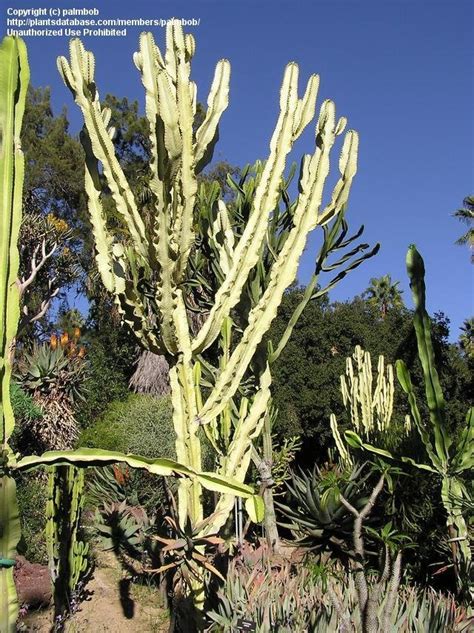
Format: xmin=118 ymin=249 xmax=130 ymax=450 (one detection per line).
xmin=46 ymin=466 xmax=88 ymax=628
xmin=0 ymin=36 xmax=29 ymax=633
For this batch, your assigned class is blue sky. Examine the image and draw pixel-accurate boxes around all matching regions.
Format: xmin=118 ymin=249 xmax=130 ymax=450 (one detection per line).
xmin=3 ymin=0 xmax=473 ymax=339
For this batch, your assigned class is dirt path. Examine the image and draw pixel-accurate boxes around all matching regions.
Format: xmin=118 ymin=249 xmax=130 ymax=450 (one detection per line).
xmin=21 ymin=565 xmax=169 ymax=632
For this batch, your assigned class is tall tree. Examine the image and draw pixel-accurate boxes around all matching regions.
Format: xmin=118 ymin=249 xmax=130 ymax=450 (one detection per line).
xmin=453 ymin=195 xmax=474 ymax=261
xmin=459 ymin=317 xmax=474 ymax=360
xmin=363 ymin=274 xmax=404 ymax=318
xmin=18 ymin=87 xmax=84 ymax=336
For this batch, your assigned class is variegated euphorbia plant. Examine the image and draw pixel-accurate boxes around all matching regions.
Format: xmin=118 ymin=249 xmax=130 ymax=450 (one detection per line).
xmin=0 ymin=36 xmax=257 ymax=632
xmin=56 ymin=22 xmax=367 ymax=608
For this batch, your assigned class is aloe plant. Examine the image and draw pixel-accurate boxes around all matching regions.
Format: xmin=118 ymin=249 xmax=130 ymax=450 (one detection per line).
xmin=345 ymin=246 xmax=473 ymax=601
xmin=277 ymin=461 xmax=370 ymax=555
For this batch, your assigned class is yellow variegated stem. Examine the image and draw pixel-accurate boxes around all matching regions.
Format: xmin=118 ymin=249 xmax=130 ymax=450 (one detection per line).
xmin=192 ymin=65 xmax=319 ymax=354
xmin=173 ymin=28 xmax=198 ymax=280
xmin=135 ymin=32 xmax=170 ymax=210
xmin=203 ymin=366 xmax=272 ymax=536
xmin=199 ymin=122 xmax=358 ymax=424
xmin=211 ymin=201 xmax=235 ymax=276
xmin=136 ymin=31 xmax=180 ymax=332
xmin=442 ymin=478 xmax=471 ymax=562
xmin=58 ymin=40 xmax=147 ymax=260
xmin=83 ymin=148 xmax=115 ymax=293
xmin=170 ymin=292 xmax=202 ymax=527
xmin=194 ymin=59 xmax=230 ymax=168
xmin=150 ymin=205 xmax=180 ymax=355
xmin=330 ymin=414 xmax=353 ymax=464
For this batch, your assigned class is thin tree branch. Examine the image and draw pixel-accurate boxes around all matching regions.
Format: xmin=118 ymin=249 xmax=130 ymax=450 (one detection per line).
xmin=17 ymin=239 xmax=58 ymax=296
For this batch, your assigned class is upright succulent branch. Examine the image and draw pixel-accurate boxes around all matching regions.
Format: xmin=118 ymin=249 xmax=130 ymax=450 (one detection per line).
xmin=0 ymin=33 xmax=261 ymax=629
xmin=0 ymin=36 xmax=29 ymax=632
xmin=398 ymin=246 xmax=473 ymax=600
xmin=46 ymin=466 xmax=88 ymax=629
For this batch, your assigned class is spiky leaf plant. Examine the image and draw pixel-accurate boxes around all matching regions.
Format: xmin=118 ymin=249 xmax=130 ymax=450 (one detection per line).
xmin=277 ymin=461 xmax=369 ymax=554
xmin=16 ymin=342 xmax=87 ymax=449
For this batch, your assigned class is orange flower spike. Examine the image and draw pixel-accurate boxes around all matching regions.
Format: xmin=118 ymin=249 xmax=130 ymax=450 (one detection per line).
xmin=78 ymin=347 xmax=86 ymax=358
xmin=50 ymin=334 xmax=58 ymax=350
xmin=113 ymin=464 xmax=125 ymax=485
xmin=60 ymin=331 xmax=69 ymax=347
xmin=73 ymin=327 xmax=81 ymax=342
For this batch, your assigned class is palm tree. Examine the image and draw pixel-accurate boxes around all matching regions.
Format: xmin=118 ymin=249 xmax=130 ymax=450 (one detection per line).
xmin=363 ymin=274 xmax=404 ymax=318
xmin=453 ymin=196 xmax=474 ymax=262
xmin=459 ymin=317 xmax=474 ymax=360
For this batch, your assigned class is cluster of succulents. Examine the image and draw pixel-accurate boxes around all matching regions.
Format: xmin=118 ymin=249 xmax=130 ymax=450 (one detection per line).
xmin=16 ymin=332 xmax=88 ymax=449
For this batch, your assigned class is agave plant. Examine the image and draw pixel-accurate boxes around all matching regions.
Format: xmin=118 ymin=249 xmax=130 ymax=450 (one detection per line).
xmin=277 ymin=461 xmax=370 ymax=555
xmin=150 ymin=514 xmax=225 ymax=585
xmin=94 ymin=500 xmax=152 ymax=559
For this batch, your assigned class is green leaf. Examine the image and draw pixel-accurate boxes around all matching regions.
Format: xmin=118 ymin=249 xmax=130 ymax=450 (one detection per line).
xmin=344 ymin=431 xmax=436 ymax=473
xmin=396 ymin=359 xmax=442 ymax=472
xmin=197 ymin=473 xmax=254 ymax=497
xmin=344 ymin=431 xmax=363 ymax=449
xmin=16 ymin=448 xmax=190 ymax=475
xmin=452 ymin=408 xmax=474 ymax=473
xmin=15 ymin=448 xmax=255 ymax=498
xmin=245 ymin=495 xmax=265 ymax=523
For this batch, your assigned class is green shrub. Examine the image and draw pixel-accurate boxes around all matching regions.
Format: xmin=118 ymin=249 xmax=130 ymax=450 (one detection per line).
xmin=9 ymin=382 xmax=43 ymax=454
xmin=15 ymin=472 xmax=48 ymax=564
xmin=80 ymin=393 xmax=214 ymax=517
xmin=80 ymin=394 xmax=180 ymax=516
xmin=79 ymin=393 xmax=176 ymax=458
xmin=75 ymin=340 xmax=131 ymax=428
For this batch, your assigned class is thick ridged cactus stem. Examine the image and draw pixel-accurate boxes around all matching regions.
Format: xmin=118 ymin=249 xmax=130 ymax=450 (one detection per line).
xmin=46 ymin=466 xmax=88 ymax=628
xmin=0 ymin=36 xmax=29 ymax=633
